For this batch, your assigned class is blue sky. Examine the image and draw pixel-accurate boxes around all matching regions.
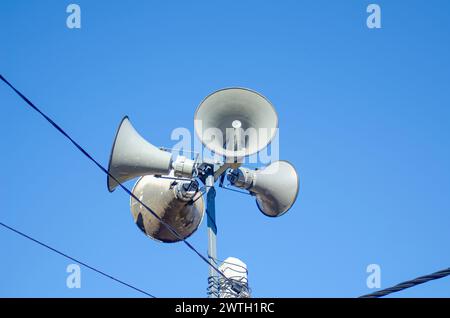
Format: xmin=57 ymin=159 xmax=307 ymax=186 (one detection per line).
xmin=1 ymin=0 xmax=450 ymax=297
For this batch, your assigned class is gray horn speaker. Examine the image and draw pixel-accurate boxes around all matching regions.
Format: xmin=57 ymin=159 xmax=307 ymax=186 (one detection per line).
xmin=228 ymin=160 xmax=299 ymax=217
xmin=107 ymin=116 xmax=173 ymax=192
xmin=194 ymin=88 xmax=278 ymax=159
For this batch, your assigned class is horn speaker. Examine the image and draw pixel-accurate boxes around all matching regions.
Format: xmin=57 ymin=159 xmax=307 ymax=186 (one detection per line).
xmin=228 ymin=160 xmax=299 ymax=217
xmin=194 ymin=88 xmax=278 ymax=159
xmin=130 ymin=175 xmax=204 ymax=243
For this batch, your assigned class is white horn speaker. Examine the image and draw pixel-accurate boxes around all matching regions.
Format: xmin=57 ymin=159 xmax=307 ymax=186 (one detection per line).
xmin=228 ymin=160 xmax=299 ymax=217
xmin=130 ymin=175 xmax=205 ymax=243
xmin=194 ymin=88 xmax=278 ymax=159
xmin=107 ymin=116 xmax=173 ymax=192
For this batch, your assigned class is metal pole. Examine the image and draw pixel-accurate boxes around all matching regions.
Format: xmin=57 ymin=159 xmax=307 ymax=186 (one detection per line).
xmin=206 ymin=173 xmax=218 ymax=298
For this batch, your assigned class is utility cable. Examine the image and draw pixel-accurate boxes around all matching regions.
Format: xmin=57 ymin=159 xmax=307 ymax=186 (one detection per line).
xmin=5 ymin=74 xmax=450 ymax=299
xmin=0 ymin=221 xmax=156 ymax=298
xmin=0 ymin=74 xmax=230 ymax=284
xmin=360 ymin=267 xmax=450 ymax=298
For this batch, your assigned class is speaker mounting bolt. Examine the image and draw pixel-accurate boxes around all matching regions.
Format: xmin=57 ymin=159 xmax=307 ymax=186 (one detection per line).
xmin=232 ymin=120 xmax=242 ymax=129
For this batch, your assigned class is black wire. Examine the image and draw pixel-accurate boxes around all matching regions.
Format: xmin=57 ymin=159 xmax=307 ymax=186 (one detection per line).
xmin=209 ymin=256 xmax=248 ymax=274
xmin=0 ymin=74 xmax=230 ymax=283
xmin=5 ymin=74 xmax=450 ymax=299
xmin=154 ymin=175 xmax=193 ymax=182
xmin=190 ymin=187 xmax=207 ymax=205
xmin=219 ymin=183 xmax=252 ymax=196
xmin=360 ymin=267 xmax=450 ymax=298
xmin=0 ymin=221 xmax=156 ymax=298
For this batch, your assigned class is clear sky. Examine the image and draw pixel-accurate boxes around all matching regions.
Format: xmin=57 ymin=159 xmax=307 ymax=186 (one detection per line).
xmin=1 ymin=0 xmax=450 ymax=298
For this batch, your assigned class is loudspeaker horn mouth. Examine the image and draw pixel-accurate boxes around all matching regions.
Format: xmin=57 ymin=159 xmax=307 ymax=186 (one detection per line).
xmin=194 ymin=87 xmax=279 ymax=158
xmin=107 ymin=115 xmax=130 ymax=192
xmin=255 ymin=160 xmax=300 ymax=217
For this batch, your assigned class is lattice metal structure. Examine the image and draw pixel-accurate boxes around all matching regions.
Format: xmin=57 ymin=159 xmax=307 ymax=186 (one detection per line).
xmin=207 ymin=257 xmax=251 ymax=298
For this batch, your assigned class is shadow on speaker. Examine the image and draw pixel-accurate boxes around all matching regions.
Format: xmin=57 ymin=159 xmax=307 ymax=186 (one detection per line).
xmin=130 ymin=175 xmax=205 ymax=243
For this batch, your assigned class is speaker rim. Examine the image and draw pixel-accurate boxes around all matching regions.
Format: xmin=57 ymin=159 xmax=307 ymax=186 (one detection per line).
xmin=107 ymin=115 xmax=130 ymax=192
xmin=193 ymin=87 xmax=279 ymax=158
xmin=129 ymin=175 xmax=206 ymax=243
xmin=255 ymin=160 xmax=300 ymax=217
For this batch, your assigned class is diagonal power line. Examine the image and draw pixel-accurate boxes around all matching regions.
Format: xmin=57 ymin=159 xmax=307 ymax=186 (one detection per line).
xmin=4 ymin=74 xmax=450 ymax=298
xmin=360 ymin=267 xmax=450 ymax=298
xmin=4 ymin=74 xmax=450 ymax=299
xmin=0 ymin=74 xmax=230 ymax=283
xmin=0 ymin=221 xmax=156 ymax=298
